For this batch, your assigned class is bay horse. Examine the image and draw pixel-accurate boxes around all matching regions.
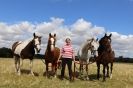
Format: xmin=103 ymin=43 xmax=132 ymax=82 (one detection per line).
xmin=77 ymin=38 xmax=99 ymax=80
xmin=96 ymin=33 xmax=115 ymax=81
xmin=12 ymin=33 xmax=42 ymax=76
xmin=44 ymin=33 xmax=60 ymax=78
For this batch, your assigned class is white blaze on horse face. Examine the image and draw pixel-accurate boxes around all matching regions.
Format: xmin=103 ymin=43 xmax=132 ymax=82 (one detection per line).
xmin=91 ymin=40 xmax=99 ymax=51
xmin=89 ymin=39 xmax=99 ymax=57
xmin=35 ymin=38 xmax=41 ymax=52
xmin=50 ymin=38 xmax=54 ymax=51
xmin=94 ymin=51 xmax=98 ymax=57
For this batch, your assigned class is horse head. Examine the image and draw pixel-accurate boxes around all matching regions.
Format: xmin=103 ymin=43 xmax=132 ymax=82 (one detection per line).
xmin=48 ymin=33 xmax=56 ymax=52
xmin=98 ymin=33 xmax=112 ymax=53
xmin=80 ymin=38 xmax=99 ymax=58
xmin=33 ymin=33 xmax=42 ymax=53
xmin=99 ymin=33 xmax=112 ymax=46
xmin=90 ymin=38 xmax=99 ymax=57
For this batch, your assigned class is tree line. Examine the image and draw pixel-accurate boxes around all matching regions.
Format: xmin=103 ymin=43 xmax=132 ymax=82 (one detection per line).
xmin=0 ymin=47 xmax=44 ymax=59
xmin=0 ymin=47 xmax=133 ymax=63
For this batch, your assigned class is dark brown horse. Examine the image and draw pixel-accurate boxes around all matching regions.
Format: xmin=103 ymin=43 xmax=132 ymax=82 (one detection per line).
xmin=44 ymin=33 xmax=60 ymax=77
xmin=96 ymin=33 xmax=115 ymax=81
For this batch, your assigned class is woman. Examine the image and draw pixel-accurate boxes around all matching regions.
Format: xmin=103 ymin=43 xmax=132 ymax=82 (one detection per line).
xmin=60 ymin=37 xmax=75 ymax=81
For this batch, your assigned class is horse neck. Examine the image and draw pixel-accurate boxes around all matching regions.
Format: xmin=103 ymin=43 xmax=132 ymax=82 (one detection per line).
xmin=99 ymin=43 xmax=112 ymax=53
xmin=82 ymin=42 xmax=90 ymax=53
xmin=47 ymin=43 xmax=55 ymax=52
xmin=24 ymin=41 xmax=34 ymax=52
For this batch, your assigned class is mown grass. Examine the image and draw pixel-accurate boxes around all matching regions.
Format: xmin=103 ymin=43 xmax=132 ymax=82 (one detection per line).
xmin=0 ymin=58 xmax=133 ymax=88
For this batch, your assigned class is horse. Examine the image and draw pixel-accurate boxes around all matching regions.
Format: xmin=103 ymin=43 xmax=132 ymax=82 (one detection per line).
xmin=77 ymin=38 xmax=99 ymax=80
xmin=96 ymin=33 xmax=115 ymax=81
xmin=44 ymin=33 xmax=60 ymax=78
xmin=12 ymin=33 xmax=42 ymax=76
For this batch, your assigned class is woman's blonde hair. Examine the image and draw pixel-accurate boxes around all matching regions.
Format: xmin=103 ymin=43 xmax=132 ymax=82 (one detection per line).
xmin=65 ymin=38 xmax=71 ymax=42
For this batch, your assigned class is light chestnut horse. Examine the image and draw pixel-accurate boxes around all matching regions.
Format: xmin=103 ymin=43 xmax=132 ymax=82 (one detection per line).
xmin=44 ymin=33 xmax=60 ymax=77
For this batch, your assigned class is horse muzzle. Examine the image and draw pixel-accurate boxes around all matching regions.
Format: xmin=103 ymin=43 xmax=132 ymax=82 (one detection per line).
xmin=36 ymin=49 xmax=41 ymax=53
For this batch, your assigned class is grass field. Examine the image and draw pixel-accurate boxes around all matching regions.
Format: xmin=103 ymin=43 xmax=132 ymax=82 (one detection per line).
xmin=0 ymin=58 xmax=133 ymax=88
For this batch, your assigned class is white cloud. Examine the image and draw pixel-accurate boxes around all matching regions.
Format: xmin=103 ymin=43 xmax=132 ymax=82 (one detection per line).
xmin=111 ymin=32 xmax=133 ymax=57
xmin=0 ymin=17 xmax=133 ymax=58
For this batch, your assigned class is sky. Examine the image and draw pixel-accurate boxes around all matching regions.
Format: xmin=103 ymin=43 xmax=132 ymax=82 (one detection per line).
xmin=0 ymin=0 xmax=133 ymax=57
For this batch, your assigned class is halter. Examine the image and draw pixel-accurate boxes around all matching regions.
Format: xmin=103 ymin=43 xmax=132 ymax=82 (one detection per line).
xmin=33 ymin=37 xmax=41 ymax=53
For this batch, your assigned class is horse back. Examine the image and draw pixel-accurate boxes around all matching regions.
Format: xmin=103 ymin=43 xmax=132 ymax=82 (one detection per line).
xmin=12 ymin=41 xmax=21 ymax=54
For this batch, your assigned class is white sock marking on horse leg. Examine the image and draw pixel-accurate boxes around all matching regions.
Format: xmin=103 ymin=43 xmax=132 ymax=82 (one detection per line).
xmin=18 ymin=59 xmax=21 ymax=76
xmin=14 ymin=56 xmax=18 ymax=73
xmin=20 ymin=59 xmax=23 ymax=67
xmin=110 ymin=73 xmax=112 ymax=79
xmin=30 ymin=60 xmax=34 ymax=76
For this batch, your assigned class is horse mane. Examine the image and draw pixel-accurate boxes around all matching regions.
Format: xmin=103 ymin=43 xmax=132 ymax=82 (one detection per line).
xmin=81 ymin=39 xmax=92 ymax=52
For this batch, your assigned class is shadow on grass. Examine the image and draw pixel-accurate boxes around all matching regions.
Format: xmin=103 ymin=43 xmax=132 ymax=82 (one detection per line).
xmin=21 ymin=69 xmax=39 ymax=76
xmin=73 ymin=71 xmax=102 ymax=81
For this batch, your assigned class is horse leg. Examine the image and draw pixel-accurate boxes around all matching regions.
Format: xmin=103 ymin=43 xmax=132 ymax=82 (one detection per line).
xmin=54 ymin=62 xmax=58 ymax=78
xmin=20 ymin=59 xmax=23 ymax=67
xmin=30 ymin=59 xmax=34 ymax=76
xmin=97 ymin=63 xmax=100 ymax=80
xmin=107 ymin=64 xmax=109 ymax=77
xmin=52 ymin=63 xmax=55 ymax=77
xmin=18 ymin=58 xmax=21 ymax=75
xmin=45 ymin=62 xmax=49 ymax=77
xmin=103 ymin=65 xmax=106 ymax=81
xmin=86 ymin=64 xmax=89 ymax=80
xmin=110 ymin=63 xmax=113 ymax=79
xmin=79 ymin=63 xmax=83 ymax=78
xmin=79 ymin=64 xmax=81 ymax=74
xmin=14 ymin=56 xmax=18 ymax=73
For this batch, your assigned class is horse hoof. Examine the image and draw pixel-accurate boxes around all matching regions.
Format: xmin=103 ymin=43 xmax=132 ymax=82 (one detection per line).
xmin=102 ymin=78 xmax=106 ymax=82
xmin=102 ymin=80 xmax=106 ymax=82
xmin=110 ymin=74 xmax=112 ymax=79
xmin=17 ymin=73 xmax=21 ymax=76
xmin=86 ymin=77 xmax=89 ymax=81
xmin=30 ymin=72 xmax=35 ymax=76
xmin=32 ymin=74 xmax=35 ymax=76
xmin=31 ymin=74 xmax=35 ymax=76
xmin=106 ymin=75 xmax=110 ymax=77
xmin=54 ymin=75 xmax=57 ymax=78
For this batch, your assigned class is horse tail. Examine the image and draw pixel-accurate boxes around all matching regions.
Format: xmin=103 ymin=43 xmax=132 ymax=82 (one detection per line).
xmin=12 ymin=41 xmax=22 ymax=56
xmin=12 ymin=42 xmax=19 ymax=54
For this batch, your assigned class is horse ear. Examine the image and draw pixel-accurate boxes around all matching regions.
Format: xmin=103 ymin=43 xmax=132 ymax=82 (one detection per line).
xmin=104 ymin=33 xmax=107 ymax=37
xmin=33 ymin=33 xmax=36 ymax=38
xmin=96 ymin=38 xmax=98 ymax=41
xmin=54 ymin=34 xmax=56 ymax=37
xmin=91 ymin=38 xmax=94 ymax=42
xmin=109 ymin=33 xmax=112 ymax=37
xmin=39 ymin=36 xmax=42 ymax=39
xmin=49 ymin=33 xmax=51 ymax=37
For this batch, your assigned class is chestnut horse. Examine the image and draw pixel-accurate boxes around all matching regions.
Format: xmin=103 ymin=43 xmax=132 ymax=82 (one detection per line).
xmin=96 ymin=33 xmax=115 ymax=81
xmin=44 ymin=33 xmax=60 ymax=77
